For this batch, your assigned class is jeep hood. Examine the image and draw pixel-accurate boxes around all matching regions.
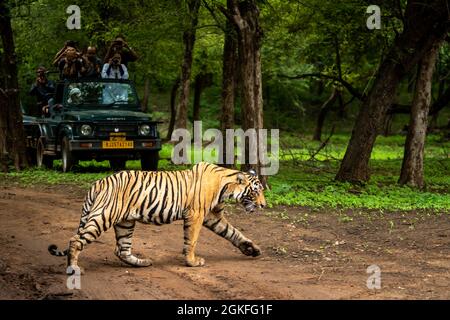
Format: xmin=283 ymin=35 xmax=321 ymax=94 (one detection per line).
xmin=63 ymin=109 xmax=151 ymax=121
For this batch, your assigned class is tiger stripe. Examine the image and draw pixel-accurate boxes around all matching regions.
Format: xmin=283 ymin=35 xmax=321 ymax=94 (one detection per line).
xmin=48 ymin=162 xmax=266 ymax=273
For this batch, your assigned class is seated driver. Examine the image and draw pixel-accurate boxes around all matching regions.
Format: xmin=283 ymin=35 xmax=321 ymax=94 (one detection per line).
xmin=67 ymin=88 xmax=83 ymax=104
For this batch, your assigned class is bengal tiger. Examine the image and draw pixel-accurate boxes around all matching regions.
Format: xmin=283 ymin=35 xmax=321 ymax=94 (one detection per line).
xmin=48 ymin=162 xmax=266 ymax=273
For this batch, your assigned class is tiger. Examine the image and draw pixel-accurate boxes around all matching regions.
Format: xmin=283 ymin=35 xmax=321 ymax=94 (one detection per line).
xmin=48 ymin=162 xmax=266 ymax=273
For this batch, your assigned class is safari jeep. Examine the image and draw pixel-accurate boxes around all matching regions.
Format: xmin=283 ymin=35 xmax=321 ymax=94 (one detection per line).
xmin=23 ymin=79 xmax=161 ymax=172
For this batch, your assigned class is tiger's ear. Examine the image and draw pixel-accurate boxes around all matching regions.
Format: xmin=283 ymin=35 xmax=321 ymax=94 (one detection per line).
xmin=236 ymin=173 xmax=245 ymax=184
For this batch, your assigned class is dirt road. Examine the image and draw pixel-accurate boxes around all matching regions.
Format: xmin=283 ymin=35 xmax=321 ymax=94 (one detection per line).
xmin=0 ymin=185 xmax=449 ymax=299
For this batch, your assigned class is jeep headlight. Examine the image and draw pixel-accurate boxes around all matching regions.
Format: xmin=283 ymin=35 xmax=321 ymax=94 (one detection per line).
xmin=139 ymin=124 xmax=151 ymax=136
xmin=80 ymin=124 xmax=92 ymax=136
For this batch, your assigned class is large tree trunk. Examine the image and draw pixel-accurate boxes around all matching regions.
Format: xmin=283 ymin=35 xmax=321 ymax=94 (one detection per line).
xmin=313 ymin=88 xmax=339 ymax=141
xmin=0 ymin=89 xmax=9 ymax=172
xmin=222 ymin=0 xmax=265 ymax=185
xmin=336 ymin=0 xmax=449 ymax=183
xmin=0 ymin=2 xmax=28 ymax=171
xmin=220 ymin=17 xmax=238 ymax=168
xmin=166 ymin=77 xmax=181 ymax=140
xmin=399 ymin=38 xmax=443 ymax=188
xmin=175 ymin=0 xmax=201 ymax=130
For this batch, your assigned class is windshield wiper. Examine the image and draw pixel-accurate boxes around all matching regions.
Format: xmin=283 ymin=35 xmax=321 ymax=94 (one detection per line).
xmin=104 ymin=100 xmax=129 ymax=107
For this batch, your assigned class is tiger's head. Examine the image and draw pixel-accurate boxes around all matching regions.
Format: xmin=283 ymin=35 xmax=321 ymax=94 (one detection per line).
xmin=227 ymin=169 xmax=266 ymax=213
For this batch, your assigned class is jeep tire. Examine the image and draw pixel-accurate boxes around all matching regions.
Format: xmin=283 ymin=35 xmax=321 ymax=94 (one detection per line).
xmin=141 ymin=151 xmax=159 ymax=171
xmin=36 ymin=138 xmax=53 ymax=169
xmin=61 ymin=136 xmax=77 ymax=173
xmin=109 ymin=158 xmax=127 ymax=171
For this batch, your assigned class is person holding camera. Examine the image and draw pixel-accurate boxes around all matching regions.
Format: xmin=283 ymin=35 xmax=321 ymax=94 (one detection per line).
xmin=58 ymin=47 xmax=87 ymax=80
xmin=52 ymin=40 xmax=81 ymax=67
xmin=83 ymin=46 xmax=102 ymax=78
xmin=29 ymin=66 xmax=55 ymax=116
xmin=104 ymin=35 xmax=138 ymax=67
xmin=101 ymin=53 xmax=129 ymax=80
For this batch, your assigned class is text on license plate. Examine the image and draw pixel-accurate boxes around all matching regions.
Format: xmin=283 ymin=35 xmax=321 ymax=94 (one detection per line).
xmin=102 ymin=140 xmax=134 ymax=149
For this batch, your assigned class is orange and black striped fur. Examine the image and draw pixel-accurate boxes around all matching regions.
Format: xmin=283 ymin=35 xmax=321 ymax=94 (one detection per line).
xmin=48 ymin=162 xmax=266 ymax=272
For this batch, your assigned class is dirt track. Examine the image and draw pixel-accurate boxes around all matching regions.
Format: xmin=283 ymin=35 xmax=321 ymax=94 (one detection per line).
xmin=0 ymin=185 xmax=449 ymax=300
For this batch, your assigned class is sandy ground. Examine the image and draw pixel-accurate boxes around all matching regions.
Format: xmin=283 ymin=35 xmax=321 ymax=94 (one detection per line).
xmin=0 ymin=185 xmax=449 ymax=300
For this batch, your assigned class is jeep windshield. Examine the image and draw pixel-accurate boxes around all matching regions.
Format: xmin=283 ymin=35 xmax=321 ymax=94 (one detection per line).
xmin=64 ymin=80 xmax=138 ymax=109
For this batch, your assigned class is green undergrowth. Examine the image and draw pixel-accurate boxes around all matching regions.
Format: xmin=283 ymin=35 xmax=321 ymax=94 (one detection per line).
xmin=1 ymin=133 xmax=449 ymax=212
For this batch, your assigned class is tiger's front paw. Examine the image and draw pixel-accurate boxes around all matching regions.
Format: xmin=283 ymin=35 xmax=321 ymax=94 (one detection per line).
xmin=185 ymin=256 xmax=205 ymax=267
xmin=239 ymin=241 xmax=262 ymax=257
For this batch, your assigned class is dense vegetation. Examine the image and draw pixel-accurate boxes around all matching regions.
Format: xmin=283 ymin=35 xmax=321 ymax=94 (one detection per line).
xmin=2 ymin=131 xmax=449 ymax=211
xmin=1 ymin=0 xmax=449 ymax=212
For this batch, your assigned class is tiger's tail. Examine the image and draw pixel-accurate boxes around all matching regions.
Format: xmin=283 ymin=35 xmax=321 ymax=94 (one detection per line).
xmin=48 ymin=244 xmax=68 ymax=256
xmin=48 ymin=180 xmax=103 ymax=258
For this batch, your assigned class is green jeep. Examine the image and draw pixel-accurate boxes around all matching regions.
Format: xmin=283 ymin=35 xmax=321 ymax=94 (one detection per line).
xmin=23 ymin=78 xmax=161 ymax=172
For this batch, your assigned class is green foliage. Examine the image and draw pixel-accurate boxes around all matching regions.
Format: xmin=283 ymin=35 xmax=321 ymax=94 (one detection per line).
xmin=267 ymin=133 xmax=450 ymax=212
xmin=2 ymin=133 xmax=449 ymax=212
xmin=3 ymin=0 xmax=449 ymax=214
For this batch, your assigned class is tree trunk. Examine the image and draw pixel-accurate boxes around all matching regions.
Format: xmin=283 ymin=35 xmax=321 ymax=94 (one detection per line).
xmin=192 ymin=72 xmax=212 ymax=122
xmin=333 ymin=36 xmax=346 ymax=119
xmin=382 ymin=114 xmax=393 ymax=136
xmin=220 ymin=18 xmax=238 ymax=168
xmin=399 ymin=38 xmax=443 ymax=188
xmin=222 ymin=0 xmax=265 ymax=185
xmin=336 ymin=0 xmax=449 ymax=183
xmin=175 ymin=0 xmax=201 ymax=130
xmin=141 ymin=77 xmax=150 ymax=113
xmin=192 ymin=74 xmax=202 ymax=122
xmin=166 ymin=77 xmax=181 ymax=140
xmin=313 ymin=88 xmax=339 ymax=141
xmin=0 ymin=89 xmax=9 ymax=172
xmin=0 ymin=2 xmax=28 ymax=171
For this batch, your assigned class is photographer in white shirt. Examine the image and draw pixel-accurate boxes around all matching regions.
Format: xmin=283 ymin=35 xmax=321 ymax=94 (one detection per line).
xmin=101 ymin=53 xmax=129 ymax=79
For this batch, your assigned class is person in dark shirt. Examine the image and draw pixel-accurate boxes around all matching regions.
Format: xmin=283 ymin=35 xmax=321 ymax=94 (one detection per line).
xmin=29 ymin=67 xmax=55 ymax=116
xmin=58 ymin=47 xmax=87 ymax=80
xmin=52 ymin=40 xmax=79 ymax=67
xmin=104 ymin=35 xmax=138 ymax=67
xmin=83 ymin=46 xmax=102 ymax=78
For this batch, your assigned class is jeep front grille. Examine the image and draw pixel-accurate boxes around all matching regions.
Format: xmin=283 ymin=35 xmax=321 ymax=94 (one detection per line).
xmin=96 ymin=124 xmax=137 ymax=137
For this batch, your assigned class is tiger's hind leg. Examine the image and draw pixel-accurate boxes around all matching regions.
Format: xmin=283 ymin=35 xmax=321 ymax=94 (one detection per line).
xmin=114 ymin=221 xmax=152 ymax=267
xmin=67 ymin=214 xmax=105 ymax=274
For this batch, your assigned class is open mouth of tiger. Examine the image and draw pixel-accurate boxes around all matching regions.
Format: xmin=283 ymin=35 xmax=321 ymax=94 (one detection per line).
xmin=241 ymin=199 xmax=257 ymax=213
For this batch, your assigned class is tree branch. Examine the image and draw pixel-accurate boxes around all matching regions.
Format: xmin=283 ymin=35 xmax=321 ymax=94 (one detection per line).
xmin=202 ymin=0 xmax=226 ymax=32
xmin=279 ymin=73 xmax=365 ymax=100
xmin=388 ymin=86 xmax=450 ymax=115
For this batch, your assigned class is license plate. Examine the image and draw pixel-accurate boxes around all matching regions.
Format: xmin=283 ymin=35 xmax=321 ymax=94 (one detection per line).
xmin=102 ymin=140 xmax=134 ymax=149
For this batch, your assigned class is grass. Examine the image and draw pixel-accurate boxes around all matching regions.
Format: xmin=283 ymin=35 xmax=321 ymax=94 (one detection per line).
xmin=1 ymin=132 xmax=449 ymax=212
xmin=269 ymin=133 xmax=450 ymax=211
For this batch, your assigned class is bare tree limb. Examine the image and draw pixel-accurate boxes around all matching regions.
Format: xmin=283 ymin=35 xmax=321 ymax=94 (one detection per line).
xmin=279 ymin=73 xmax=365 ymax=100
xmin=308 ymin=125 xmax=335 ymax=162
xmin=388 ymin=86 xmax=450 ymax=115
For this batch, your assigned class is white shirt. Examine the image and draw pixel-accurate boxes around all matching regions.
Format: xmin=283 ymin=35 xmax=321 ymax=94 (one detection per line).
xmin=101 ymin=63 xmax=129 ymax=79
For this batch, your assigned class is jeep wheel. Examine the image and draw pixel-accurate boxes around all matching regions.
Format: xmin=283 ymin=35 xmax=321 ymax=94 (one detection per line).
xmin=141 ymin=151 xmax=159 ymax=171
xmin=61 ymin=137 xmax=77 ymax=173
xmin=27 ymin=147 xmax=37 ymax=166
xmin=36 ymin=138 xmax=53 ymax=169
xmin=110 ymin=158 xmax=127 ymax=171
